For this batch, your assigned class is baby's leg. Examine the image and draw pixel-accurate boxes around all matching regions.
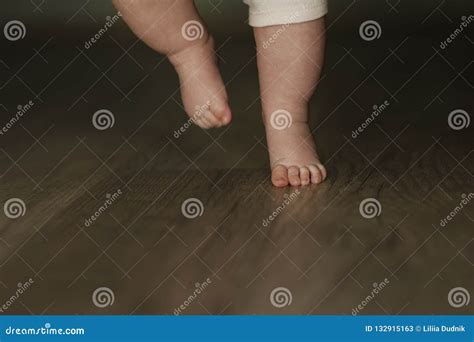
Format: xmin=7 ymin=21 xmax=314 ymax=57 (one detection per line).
xmin=113 ymin=0 xmax=231 ymax=128
xmin=249 ymin=1 xmax=328 ymax=187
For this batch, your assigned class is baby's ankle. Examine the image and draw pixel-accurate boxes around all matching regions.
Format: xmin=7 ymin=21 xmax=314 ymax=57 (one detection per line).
xmin=262 ymin=103 xmax=310 ymax=128
xmin=168 ymin=34 xmax=215 ymax=71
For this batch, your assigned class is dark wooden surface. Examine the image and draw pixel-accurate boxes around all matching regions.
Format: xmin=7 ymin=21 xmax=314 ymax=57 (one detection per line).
xmin=0 ymin=9 xmax=473 ymax=315
xmin=1 ymin=131 xmax=472 ymax=315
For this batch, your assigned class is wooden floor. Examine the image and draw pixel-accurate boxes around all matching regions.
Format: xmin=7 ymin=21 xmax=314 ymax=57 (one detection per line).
xmin=0 ymin=20 xmax=473 ymax=315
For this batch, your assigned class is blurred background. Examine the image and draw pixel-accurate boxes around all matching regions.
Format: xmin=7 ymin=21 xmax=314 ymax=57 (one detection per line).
xmin=0 ymin=0 xmax=471 ymax=38
xmin=0 ymin=0 xmax=472 ymax=168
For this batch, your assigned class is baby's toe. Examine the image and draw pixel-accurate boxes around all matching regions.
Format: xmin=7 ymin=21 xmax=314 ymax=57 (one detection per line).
xmin=288 ymin=166 xmax=301 ymax=186
xmin=315 ymin=162 xmax=327 ymax=181
xmin=271 ymin=165 xmax=289 ymax=187
xmin=202 ymin=110 xmax=220 ymax=127
xmin=299 ymin=167 xmax=310 ymax=185
xmin=308 ymin=165 xmax=322 ymax=184
xmin=195 ymin=116 xmax=211 ymax=129
xmin=211 ymin=101 xmax=232 ymax=126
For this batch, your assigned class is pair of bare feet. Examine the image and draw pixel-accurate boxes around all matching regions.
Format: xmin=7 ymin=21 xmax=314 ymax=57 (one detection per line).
xmin=114 ymin=0 xmax=327 ymax=187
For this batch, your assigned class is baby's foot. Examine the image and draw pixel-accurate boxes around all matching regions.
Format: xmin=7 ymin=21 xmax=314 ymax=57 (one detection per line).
xmin=265 ymin=114 xmax=327 ymax=187
xmin=169 ymin=36 xmax=232 ymax=129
